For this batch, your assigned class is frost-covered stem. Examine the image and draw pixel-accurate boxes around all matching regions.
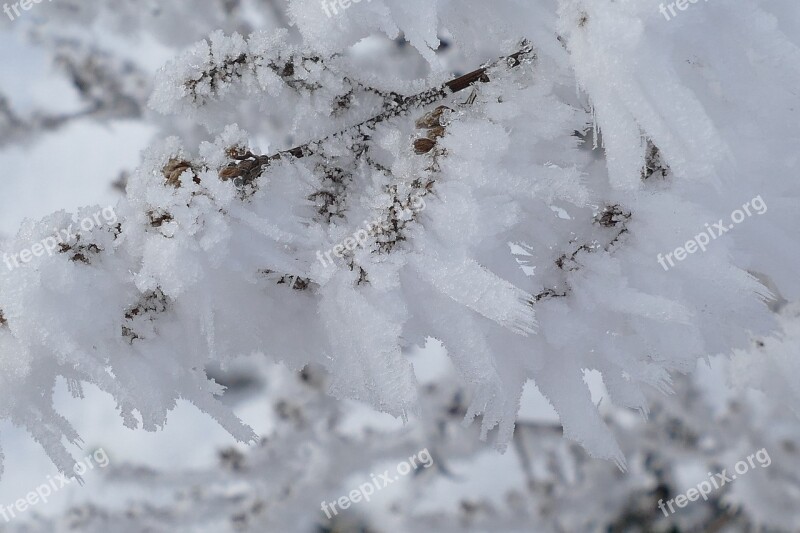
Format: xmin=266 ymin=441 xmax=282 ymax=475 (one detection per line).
xmin=530 ymin=206 xmax=631 ymax=304
xmin=219 ymin=42 xmax=535 ymax=183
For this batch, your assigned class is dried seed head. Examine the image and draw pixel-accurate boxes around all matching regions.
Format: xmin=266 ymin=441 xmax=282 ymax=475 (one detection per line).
xmin=162 ymin=159 xmax=192 ymax=187
xmin=239 ymin=160 xmax=258 ymax=172
xmin=219 ymin=166 xmax=242 ymax=180
xmin=415 ymin=105 xmax=451 ymax=129
xmin=414 ymin=137 xmax=437 ymax=154
xmin=426 ymin=126 xmax=446 ymax=140
xmin=148 ymin=211 xmax=174 ymax=228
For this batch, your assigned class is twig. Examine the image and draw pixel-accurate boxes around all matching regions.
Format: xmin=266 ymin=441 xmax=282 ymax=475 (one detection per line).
xmin=219 ymin=42 xmax=535 ymax=183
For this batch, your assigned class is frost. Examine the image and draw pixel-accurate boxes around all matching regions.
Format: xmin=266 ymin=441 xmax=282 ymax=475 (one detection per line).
xmin=1 ymin=0 xmax=799 ymax=482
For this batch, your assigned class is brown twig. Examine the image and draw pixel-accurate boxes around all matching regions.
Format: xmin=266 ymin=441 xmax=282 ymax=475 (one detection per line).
xmin=218 ymin=42 xmax=535 ymax=185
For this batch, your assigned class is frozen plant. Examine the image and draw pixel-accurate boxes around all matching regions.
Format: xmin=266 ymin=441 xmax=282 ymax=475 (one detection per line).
xmin=0 ymin=0 xmax=799 ymax=499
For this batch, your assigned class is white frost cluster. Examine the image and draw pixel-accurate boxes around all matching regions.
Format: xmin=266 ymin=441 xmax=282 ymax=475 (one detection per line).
xmin=1 ymin=0 xmax=799 ymax=481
